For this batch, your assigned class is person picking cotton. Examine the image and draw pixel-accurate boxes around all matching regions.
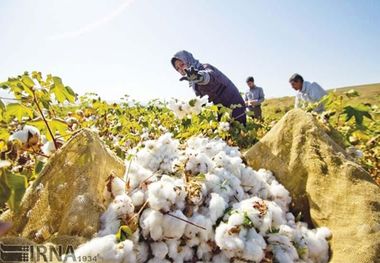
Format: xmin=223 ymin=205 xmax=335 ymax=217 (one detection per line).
xmin=171 ymin=50 xmax=247 ymax=124
xmin=289 ymin=73 xmax=327 ymax=113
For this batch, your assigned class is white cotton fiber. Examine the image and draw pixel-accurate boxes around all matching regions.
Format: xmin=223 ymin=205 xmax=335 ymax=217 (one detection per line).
xmin=98 ymin=194 xmax=134 ymax=237
xmin=131 ymin=189 xmax=145 ymax=207
xmin=208 ymin=193 xmax=227 ymax=223
xmin=162 ymin=210 xmax=188 ymax=239
xmin=147 ymin=178 xmax=177 ymax=212
xmin=9 ymin=125 xmax=40 ymax=144
xmin=140 ymin=208 xmax=164 ymax=241
xmin=63 ymin=235 xmax=136 ymax=263
xmin=83 ymin=132 xmax=332 ymax=263
xmin=150 ymin=241 xmax=168 ymax=259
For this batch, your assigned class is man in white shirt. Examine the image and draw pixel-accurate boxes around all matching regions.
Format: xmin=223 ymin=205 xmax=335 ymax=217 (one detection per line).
xmin=289 ymin=73 xmax=327 ymax=113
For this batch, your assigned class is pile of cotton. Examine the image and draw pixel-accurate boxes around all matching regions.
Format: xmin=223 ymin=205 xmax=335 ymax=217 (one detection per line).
xmin=63 ymin=134 xmax=331 ymax=263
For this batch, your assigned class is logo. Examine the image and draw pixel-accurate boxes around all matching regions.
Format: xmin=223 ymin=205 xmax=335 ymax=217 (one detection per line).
xmin=0 ymin=242 xmax=95 ymax=262
xmin=0 ymin=243 xmax=30 ymax=262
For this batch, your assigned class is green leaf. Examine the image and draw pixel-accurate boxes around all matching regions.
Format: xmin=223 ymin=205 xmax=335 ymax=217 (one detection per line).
xmin=27 ymin=118 xmax=68 ymax=140
xmin=0 ymin=99 xmax=5 ymax=113
xmin=242 ymin=212 xmax=254 ymax=228
xmin=35 ymin=160 xmax=45 ymax=174
xmin=343 ymin=106 xmax=372 ymax=126
xmin=5 ymin=171 xmax=27 ymax=211
xmin=51 ymin=77 xmax=76 ymax=103
xmin=189 ymin=99 xmax=196 ymax=107
xmin=116 ymin=225 xmax=133 ymax=242
xmin=0 ymin=172 xmax=11 ymax=207
xmin=21 ymin=75 xmax=35 ymax=88
xmin=193 ymin=173 xmax=206 ymax=181
xmin=6 ymin=103 xmax=34 ymax=121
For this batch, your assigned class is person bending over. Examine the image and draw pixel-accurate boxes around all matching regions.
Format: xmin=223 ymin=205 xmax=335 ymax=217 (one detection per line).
xmin=289 ymin=73 xmax=327 ymax=113
xmin=171 ymin=50 xmax=246 ymax=124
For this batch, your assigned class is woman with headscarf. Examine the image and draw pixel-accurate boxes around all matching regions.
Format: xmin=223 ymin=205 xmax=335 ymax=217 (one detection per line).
xmin=171 ymin=50 xmax=246 ymax=124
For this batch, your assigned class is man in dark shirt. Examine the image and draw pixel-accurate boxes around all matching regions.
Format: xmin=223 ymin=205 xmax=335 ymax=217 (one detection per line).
xmin=244 ymin=76 xmax=265 ymax=120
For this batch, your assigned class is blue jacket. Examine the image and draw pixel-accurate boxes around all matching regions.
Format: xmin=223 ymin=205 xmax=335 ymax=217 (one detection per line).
xmin=171 ymin=50 xmax=246 ymax=124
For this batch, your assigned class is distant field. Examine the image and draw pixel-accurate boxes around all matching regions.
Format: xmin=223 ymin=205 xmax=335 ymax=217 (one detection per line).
xmin=261 ymin=83 xmax=380 ymax=121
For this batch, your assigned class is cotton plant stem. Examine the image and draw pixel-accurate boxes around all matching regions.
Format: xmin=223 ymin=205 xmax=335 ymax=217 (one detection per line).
xmin=32 ymin=90 xmax=58 ymax=149
xmin=166 ymin=213 xmax=206 ymax=230
xmin=127 ymin=200 xmax=149 ymax=225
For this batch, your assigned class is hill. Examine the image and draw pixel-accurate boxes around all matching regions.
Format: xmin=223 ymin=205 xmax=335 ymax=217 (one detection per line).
xmin=262 ymin=83 xmax=380 ymax=120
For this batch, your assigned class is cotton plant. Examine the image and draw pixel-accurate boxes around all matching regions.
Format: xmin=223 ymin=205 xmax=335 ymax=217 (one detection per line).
xmin=168 ymin=95 xmax=210 ymax=119
xmin=63 ymin=133 xmax=331 ymax=263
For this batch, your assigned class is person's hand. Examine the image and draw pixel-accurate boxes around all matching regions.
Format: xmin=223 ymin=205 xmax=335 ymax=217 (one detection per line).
xmin=249 ymin=100 xmax=259 ymax=106
xmin=179 ymin=66 xmax=204 ymax=82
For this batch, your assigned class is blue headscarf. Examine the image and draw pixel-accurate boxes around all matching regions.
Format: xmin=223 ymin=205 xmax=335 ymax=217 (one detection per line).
xmin=171 ymin=50 xmax=204 ymax=70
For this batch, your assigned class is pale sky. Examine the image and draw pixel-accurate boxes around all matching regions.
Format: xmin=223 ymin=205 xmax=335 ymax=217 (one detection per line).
xmin=0 ymin=0 xmax=379 ymax=102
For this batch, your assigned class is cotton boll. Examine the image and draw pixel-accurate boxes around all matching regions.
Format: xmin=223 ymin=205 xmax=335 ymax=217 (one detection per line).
xmin=140 ymin=208 xmax=163 ymax=241
xmin=186 ymin=180 xmax=207 ymax=208
xmin=226 ymin=213 xmax=244 ymax=227
xmin=169 ymin=96 xmax=210 ymax=119
xmin=131 ymin=189 xmax=145 ymax=207
xmin=224 ymin=146 xmax=241 ymax=158
xmin=63 ymin=235 xmax=136 ymax=263
xmin=231 ymin=197 xmax=264 ymax=231
xmin=119 ymin=239 xmax=137 ymax=263
xmin=172 ymin=178 xmax=187 ymax=210
xmin=162 ymin=210 xmax=187 ymax=239
xmin=218 ymin=122 xmax=230 ymax=132
xmin=279 ymin=224 xmax=296 ymax=240
xmin=63 ymin=235 xmax=114 ymax=262
xmin=147 ymin=258 xmax=170 ymax=263
xmin=269 ymin=180 xmax=291 ymax=211
xmin=240 ymin=167 xmax=271 ymax=198
xmin=257 ymin=168 xmax=277 ymax=184
xmin=208 ymin=193 xmax=227 ymax=223
xmin=211 ymin=252 xmax=230 ymax=263
xmin=166 ymin=239 xmax=194 ymax=263
xmin=286 ymin=212 xmax=296 ymax=228
xmin=160 ymin=175 xmax=187 ymax=210
xmin=135 ymin=147 xmax=162 ymax=172
xmin=41 ymin=141 xmax=57 ymax=156
xmin=184 ymin=213 xmax=213 ymax=244
xmin=196 ymin=241 xmax=213 ymax=261
xmin=267 ymin=201 xmax=287 ymax=228
xmin=186 ymin=152 xmax=214 ymax=174
xmin=98 ymin=194 xmax=135 ymax=236
xmin=135 ymin=134 xmax=180 ymax=173
xmin=126 ymin=162 xmax=154 ymax=189
xmin=111 ymin=194 xmax=135 ymax=215
xmin=215 ymin=222 xmax=245 ymax=252
xmin=302 ymin=226 xmax=331 ymax=263
xmin=111 ymin=177 xmax=126 ymax=197
xmin=267 ymin=234 xmax=299 ymax=263
xmin=9 ymin=125 xmax=40 ymax=144
xmin=316 ymin=227 xmax=332 ymax=240
xmin=103 ymin=175 xmax=126 ymax=203
xmin=241 ymin=229 xmax=266 ymax=262
xmin=205 ymin=170 xmax=243 ymax=203
xmin=135 ymin=241 xmax=149 ymax=263
xmin=212 ymin=151 xmax=243 ymax=177
xmin=150 ymin=241 xmax=168 ymax=260
xmin=147 ymin=177 xmax=177 ymax=212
